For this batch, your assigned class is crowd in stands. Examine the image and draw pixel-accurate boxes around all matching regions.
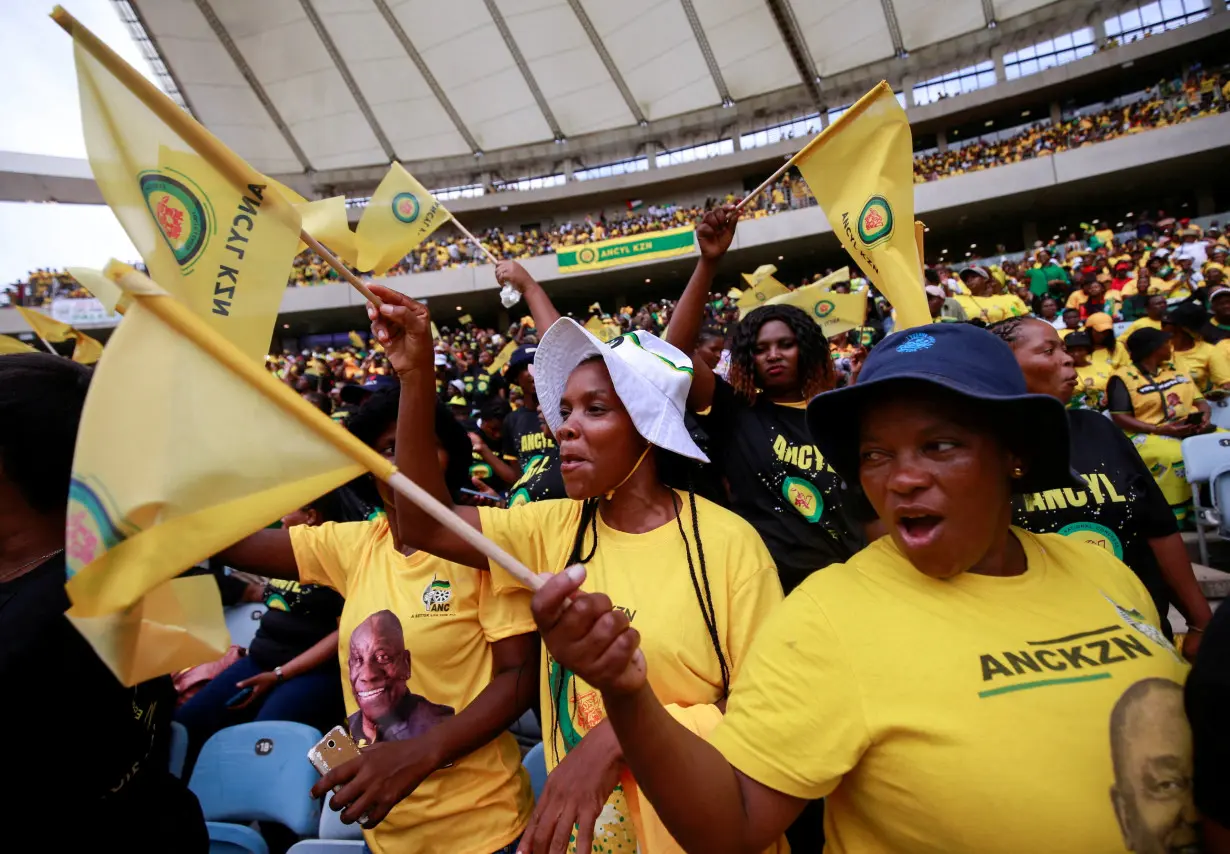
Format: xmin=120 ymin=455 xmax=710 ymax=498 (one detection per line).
xmin=6 ymin=65 xmax=1227 ymax=306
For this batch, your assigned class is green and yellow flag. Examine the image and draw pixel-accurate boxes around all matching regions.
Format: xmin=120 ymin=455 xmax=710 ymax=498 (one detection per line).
xmin=792 ymin=82 xmax=929 ymax=330
xmin=737 ymin=265 xmax=791 ymax=316
xmin=765 ymin=286 xmax=867 ymax=338
xmin=15 ymin=306 xmax=104 ymax=364
xmin=0 ymin=335 xmax=37 ymax=355
xmin=348 ymin=330 xmax=365 ymax=349
xmin=358 ymin=164 xmax=452 ymax=274
xmin=556 ymin=226 xmax=696 ymax=274
xmin=812 ymin=267 xmax=852 ymax=291
xmin=488 ymin=339 xmax=518 ymax=374
xmin=60 ymin=9 xmax=302 ymax=364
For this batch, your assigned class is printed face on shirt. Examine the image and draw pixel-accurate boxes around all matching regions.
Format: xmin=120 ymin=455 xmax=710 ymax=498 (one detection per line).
xmin=555 ymin=359 xmax=647 ymax=500
xmin=858 ymin=387 xmax=1021 ymax=579
xmin=1109 ymin=679 xmax=1199 ymax=854
xmin=349 ymin=610 xmax=412 ymax=723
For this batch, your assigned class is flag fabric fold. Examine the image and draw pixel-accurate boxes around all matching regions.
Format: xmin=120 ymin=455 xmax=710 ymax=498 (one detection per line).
xmin=792 ymin=82 xmax=930 ymax=331
xmin=764 ymin=286 xmax=867 ymax=338
xmin=737 ymin=265 xmax=790 ymax=316
xmin=0 ymin=334 xmax=37 ymax=355
xmin=356 ymin=164 xmax=453 ymax=274
xmin=15 ymin=306 xmax=104 ymax=364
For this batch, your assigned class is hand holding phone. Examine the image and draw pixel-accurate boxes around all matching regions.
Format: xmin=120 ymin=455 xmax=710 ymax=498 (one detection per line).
xmin=226 ymin=686 xmax=253 ymax=708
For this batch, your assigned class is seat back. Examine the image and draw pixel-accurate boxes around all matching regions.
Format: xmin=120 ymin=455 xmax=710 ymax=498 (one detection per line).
xmin=1181 ymin=433 xmax=1230 ymax=485
xmin=523 ymin=741 xmax=547 ymax=801
xmin=1209 ymin=397 xmax=1230 ymax=431
xmin=286 ymin=842 xmax=368 ymax=854
xmin=169 ymin=720 xmax=190 ymax=779
xmin=189 ymin=722 xmax=322 ymax=837
xmin=319 ymin=791 xmax=365 ymax=840
xmin=225 ymin=602 xmax=266 ymax=649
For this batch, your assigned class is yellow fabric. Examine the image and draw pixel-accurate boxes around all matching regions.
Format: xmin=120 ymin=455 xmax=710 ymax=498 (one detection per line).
xmin=15 ymin=305 xmax=73 ymax=342
xmin=764 ymin=285 xmax=866 ymax=337
xmin=0 ymin=334 xmax=36 ymax=354
xmin=71 ymin=332 xmax=104 ymax=365
xmin=65 ymin=263 xmax=370 ymax=627
xmin=950 ymin=294 xmax=1030 ymax=324
xmin=1110 ymin=361 xmax=1203 ymax=426
xmin=357 ymin=163 xmax=453 ymax=274
xmin=1118 ymin=317 xmax=1161 ymax=344
xmin=741 ymin=264 xmax=779 ymax=287
xmin=349 ymin=330 xmax=365 ymax=349
xmin=709 ymin=531 xmax=1190 ymax=854
xmin=793 ymin=83 xmax=929 ymax=330
xmin=290 ymin=518 xmax=534 ymax=854
xmin=1127 ymin=432 xmax=1193 ymax=506
xmin=1071 ymin=362 xmax=1111 ymax=411
xmin=1172 ymin=341 xmax=1218 ymax=392
xmin=69 ymin=23 xmax=301 ymax=363
xmin=737 ymin=274 xmax=790 ymax=315
xmin=477 ymin=496 xmax=783 ymax=854
xmin=69 ymin=265 xmax=131 ymax=315
xmin=1213 ymin=340 xmax=1230 ymax=388
xmin=488 ymin=340 xmax=518 ymax=374
xmin=811 ymin=266 xmax=852 ymax=291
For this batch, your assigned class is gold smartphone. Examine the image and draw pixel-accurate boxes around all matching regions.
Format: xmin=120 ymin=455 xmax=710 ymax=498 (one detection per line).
xmin=307 ymin=725 xmax=362 ymax=779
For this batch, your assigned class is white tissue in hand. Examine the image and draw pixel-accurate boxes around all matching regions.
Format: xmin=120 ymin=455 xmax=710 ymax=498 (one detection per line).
xmin=499 ymin=283 xmax=522 ymax=308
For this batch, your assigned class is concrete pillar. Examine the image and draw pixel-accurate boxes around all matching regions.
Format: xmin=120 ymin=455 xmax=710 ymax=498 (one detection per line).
xmin=1049 ymin=100 xmax=1062 ymax=124
xmin=902 ymin=75 xmax=917 ymax=107
xmin=563 ymin=158 xmax=574 ymax=182
xmin=937 ymin=129 xmax=949 ymax=152
xmin=1022 ymin=220 xmax=1039 ymax=250
xmin=481 ymin=171 xmax=495 ymax=193
xmin=818 ymin=111 xmax=829 ymax=129
xmin=1197 ymin=189 xmax=1216 ymax=217
xmin=645 ymin=144 xmax=658 ymax=169
xmin=1091 ymin=12 xmax=1108 ymax=42
xmin=1209 ymin=0 xmax=1224 ymax=15
xmin=992 ymin=46 xmax=1006 ymax=83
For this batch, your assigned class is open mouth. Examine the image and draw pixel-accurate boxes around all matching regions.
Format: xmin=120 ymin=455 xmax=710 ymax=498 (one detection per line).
xmin=560 ymin=452 xmax=587 ymax=473
xmin=896 ymin=512 xmax=944 ymax=548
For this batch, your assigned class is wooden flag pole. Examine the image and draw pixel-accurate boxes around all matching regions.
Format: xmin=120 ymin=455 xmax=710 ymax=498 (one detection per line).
xmin=735 ymin=158 xmax=797 ymax=212
xmin=450 ymin=220 xmax=501 ymax=266
xmin=299 ymin=231 xmax=384 ymax=308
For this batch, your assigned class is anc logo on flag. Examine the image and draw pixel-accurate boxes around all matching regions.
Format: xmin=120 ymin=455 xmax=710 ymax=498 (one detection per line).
xmin=65 ymin=477 xmax=129 ymax=577
xmin=782 ymin=476 xmax=824 ymax=523
xmin=422 ymin=574 xmax=452 ymax=612
xmin=813 ymin=299 xmax=836 ymax=319
xmin=139 ymin=171 xmax=212 ymax=271
xmin=857 ymin=195 xmax=894 ymax=249
xmin=392 ymin=192 xmax=421 ymax=224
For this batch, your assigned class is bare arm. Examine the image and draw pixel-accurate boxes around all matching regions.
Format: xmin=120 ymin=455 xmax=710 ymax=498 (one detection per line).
xmin=279 ymin=629 xmax=340 ymax=679
xmin=366 ymin=284 xmax=487 ymax=570
xmin=1148 ymin=533 xmax=1213 ymax=652
xmin=496 ymin=261 xmax=560 ymax=331
xmin=470 ymin=434 xmax=522 ymax=486
xmin=216 ymin=528 xmax=299 ymax=581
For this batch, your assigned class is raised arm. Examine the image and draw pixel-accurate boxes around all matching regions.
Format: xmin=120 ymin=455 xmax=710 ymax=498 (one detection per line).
xmin=496 ymin=261 xmax=560 ymax=331
xmin=666 ymin=207 xmax=738 ymax=412
xmin=366 ymin=284 xmax=487 ymax=570
xmin=216 ymin=528 xmax=299 ymax=581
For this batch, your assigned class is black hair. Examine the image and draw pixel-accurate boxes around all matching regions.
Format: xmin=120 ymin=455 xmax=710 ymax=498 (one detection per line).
xmin=478 ymin=397 xmax=511 ymax=422
xmin=1062 ymin=307 xmax=1080 ymax=317
xmin=346 ymin=386 xmax=472 ymax=499
xmin=698 ymin=325 xmax=726 ymax=345
xmin=0 ymin=354 xmax=92 ymax=514
xmin=727 ymin=304 xmax=834 ymax=404
xmin=302 ymin=391 xmax=332 ymax=415
xmin=924 ymin=267 xmax=940 ymax=285
xmin=985 ymin=315 xmax=1046 ymax=347
xmin=547 ymin=463 xmax=728 ymax=765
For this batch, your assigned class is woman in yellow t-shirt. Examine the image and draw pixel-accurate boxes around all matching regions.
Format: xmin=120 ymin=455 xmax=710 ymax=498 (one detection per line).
xmin=1063 ymin=331 xmax=1110 ymax=411
xmin=1163 ymin=300 xmax=1228 ymax=393
xmin=1108 ymin=327 xmax=1214 ymax=519
xmin=368 ymin=278 xmax=783 ymax=854
xmin=529 ymin=322 xmax=1193 ymax=854
xmin=220 ymin=391 xmax=537 ymax=854
xmin=1084 ymin=312 xmax=1129 ymax=370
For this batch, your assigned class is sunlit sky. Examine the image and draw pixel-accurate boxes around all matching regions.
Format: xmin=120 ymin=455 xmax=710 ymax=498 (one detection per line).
xmin=0 ymin=0 xmax=164 ymax=285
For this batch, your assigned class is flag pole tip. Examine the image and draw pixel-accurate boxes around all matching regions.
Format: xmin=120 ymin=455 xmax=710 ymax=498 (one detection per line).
xmin=50 ymin=6 xmax=71 ymax=27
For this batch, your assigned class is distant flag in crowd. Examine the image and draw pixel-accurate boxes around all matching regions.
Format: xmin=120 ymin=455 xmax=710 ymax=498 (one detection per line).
xmin=737 ymin=264 xmax=790 ymax=316
xmin=458 ymin=314 xmax=473 ymax=325
xmin=58 ymin=8 xmax=303 ymax=364
xmin=584 ymin=315 xmax=618 ymax=342
xmin=790 ymin=82 xmax=930 ymax=330
xmin=812 ymin=267 xmax=852 ymax=291
xmin=349 ymin=330 xmax=365 ymax=349
xmin=628 ymin=199 xmax=645 ymax=212
xmin=15 ymin=306 xmax=104 ymax=364
xmin=488 ymin=339 xmax=518 ymax=374
xmin=764 ymin=285 xmax=867 ymax=338
xmin=0 ymin=335 xmax=37 ymax=355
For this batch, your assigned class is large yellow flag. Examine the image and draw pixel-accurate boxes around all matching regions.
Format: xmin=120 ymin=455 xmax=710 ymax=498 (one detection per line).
xmin=765 ymin=286 xmax=867 ymax=338
xmin=65 ymin=263 xmax=369 ymax=624
xmin=15 ymin=306 xmax=104 ymax=364
xmin=357 ymin=163 xmax=453 ymax=274
xmin=0 ymin=335 xmax=37 ymax=355
xmin=489 ymin=339 xmax=518 ymax=373
xmin=792 ymin=82 xmax=929 ymax=330
xmin=59 ymin=9 xmax=302 ymax=363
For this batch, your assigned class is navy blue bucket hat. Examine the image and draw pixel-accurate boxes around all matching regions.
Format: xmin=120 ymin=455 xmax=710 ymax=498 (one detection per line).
xmin=806 ymin=323 xmax=1074 ymax=493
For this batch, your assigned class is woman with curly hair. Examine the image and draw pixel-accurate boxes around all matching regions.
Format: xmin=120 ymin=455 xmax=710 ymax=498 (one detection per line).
xmin=667 ymin=207 xmax=874 ymax=597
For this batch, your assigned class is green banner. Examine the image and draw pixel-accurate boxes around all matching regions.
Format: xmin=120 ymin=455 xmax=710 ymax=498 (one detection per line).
xmin=555 ymin=226 xmax=696 ymax=274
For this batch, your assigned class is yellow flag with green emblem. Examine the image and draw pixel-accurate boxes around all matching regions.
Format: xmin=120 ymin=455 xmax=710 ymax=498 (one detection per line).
xmin=357 ymin=163 xmax=453 ymax=274
xmin=737 ymin=264 xmax=790 ymax=317
xmin=765 ymin=286 xmax=867 ymax=338
xmin=792 ymin=82 xmax=929 ymax=330
xmin=60 ymin=9 xmax=302 ymax=363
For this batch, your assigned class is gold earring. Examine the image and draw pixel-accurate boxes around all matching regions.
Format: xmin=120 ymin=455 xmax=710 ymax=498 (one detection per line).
xmin=1012 ymin=466 xmax=1025 ymax=478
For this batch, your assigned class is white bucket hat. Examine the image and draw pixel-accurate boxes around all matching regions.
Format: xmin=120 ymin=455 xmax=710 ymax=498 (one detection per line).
xmin=535 ymin=318 xmax=708 ymax=463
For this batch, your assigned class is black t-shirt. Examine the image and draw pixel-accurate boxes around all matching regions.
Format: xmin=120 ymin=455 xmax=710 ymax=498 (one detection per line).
xmin=463 ymin=365 xmax=505 ymax=404
xmin=0 ymin=556 xmax=208 ymax=850
xmin=1187 ymin=601 xmax=1230 ymax=825
xmin=704 ymin=380 xmax=870 ymax=594
xmin=247 ymin=578 xmax=344 ymax=670
xmin=465 ymin=420 xmax=511 ymax=492
xmin=501 ymin=406 xmax=567 ymax=505
xmin=1011 ymin=409 xmax=1176 ymax=620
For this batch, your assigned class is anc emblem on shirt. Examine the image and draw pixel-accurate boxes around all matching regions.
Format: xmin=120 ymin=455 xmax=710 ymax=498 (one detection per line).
xmin=1103 ymin=593 xmax=1179 ymax=660
xmin=857 ymin=195 xmax=894 ymax=248
xmin=813 ymin=299 xmax=836 ymax=320
xmin=782 ymin=476 xmax=824 ymax=523
xmin=422 ymin=574 xmax=452 ymax=612
xmin=139 ymin=170 xmax=213 ymax=271
xmin=1058 ymin=522 xmax=1124 ymax=560
xmin=508 ymin=488 xmax=531 ymax=507
xmin=392 ymin=192 xmax=420 ymax=223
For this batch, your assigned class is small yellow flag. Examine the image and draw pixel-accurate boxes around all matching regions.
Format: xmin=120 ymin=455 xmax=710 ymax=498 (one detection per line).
xmin=765 ymin=286 xmax=867 ymax=338
xmin=357 ymin=163 xmax=453 ymax=274
xmin=737 ymin=265 xmax=791 ymax=317
xmin=585 ymin=316 xmax=617 ymax=342
xmin=15 ymin=306 xmax=104 ymax=364
xmin=0 ymin=334 xmax=37 ymax=355
xmin=458 ymin=314 xmax=473 ymax=325
xmin=71 ymin=334 xmax=105 ymax=365
xmin=792 ymin=82 xmax=929 ymax=330
xmin=70 ymin=266 xmax=130 ymax=315
xmin=489 ymin=340 xmax=518 ymax=373
xmin=349 ymin=330 xmax=365 ymax=349
xmin=812 ymin=267 xmax=852 ymax=291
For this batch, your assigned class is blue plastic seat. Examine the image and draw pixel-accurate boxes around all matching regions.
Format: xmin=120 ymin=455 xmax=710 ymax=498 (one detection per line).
xmin=169 ymin=720 xmax=189 ymax=779
xmin=319 ymin=790 xmax=365 ymax=841
xmin=286 ymin=842 xmax=368 ymax=854
xmin=206 ymin=822 xmax=269 ymax=854
xmin=224 ymin=602 xmax=266 ymax=649
xmin=189 ymin=721 xmax=324 ymax=853
xmin=1182 ymin=433 xmax=1230 ymax=565
xmin=523 ymin=741 xmax=547 ymax=801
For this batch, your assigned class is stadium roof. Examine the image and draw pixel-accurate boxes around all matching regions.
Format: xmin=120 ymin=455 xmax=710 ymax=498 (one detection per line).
xmin=126 ymin=0 xmax=1076 ymax=177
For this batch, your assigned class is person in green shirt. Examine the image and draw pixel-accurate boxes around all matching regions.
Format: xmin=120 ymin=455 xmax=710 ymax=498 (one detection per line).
xmin=1026 ymin=249 xmax=1071 ymax=297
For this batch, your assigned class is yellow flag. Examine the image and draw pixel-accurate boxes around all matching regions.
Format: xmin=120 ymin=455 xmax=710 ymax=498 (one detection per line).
xmin=792 ymin=82 xmax=929 ymax=330
xmin=458 ymin=314 xmax=473 ymax=325
xmin=765 ymin=286 xmax=867 ymax=338
xmin=61 ymin=10 xmax=302 ymax=363
xmin=489 ymin=339 xmax=518 ymax=373
xmin=65 ymin=262 xmax=372 ymax=623
xmin=737 ymin=266 xmax=790 ymax=317
xmin=70 ymin=266 xmax=130 ymax=315
xmin=348 ymin=330 xmax=365 ymax=349
xmin=16 ymin=306 xmax=103 ymax=363
xmin=741 ymin=264 xmax=778 ymax=287
xmin=812 ymin=267 xmax=851 ymax=291
xmin=357 ymin=163 xmax=453 ymax=274
xmin=0 ymin=335 xmax=37 ymax=355
xmin=71 ymin=333 xmax=104 ymax=365
xmin=585 ymin=316 xmax=617 ymax=342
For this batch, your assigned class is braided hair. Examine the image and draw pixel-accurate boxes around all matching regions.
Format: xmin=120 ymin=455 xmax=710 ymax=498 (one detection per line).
xmin=547 ymin=454 xmax=728 ymax=765
xmin=727 ymin=304 xmax=835 ymax=404
xmin=985 ymin=315 xmax=1041 ymax=347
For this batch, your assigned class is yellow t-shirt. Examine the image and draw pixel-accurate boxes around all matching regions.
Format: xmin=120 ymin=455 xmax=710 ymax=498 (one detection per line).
xmin=477 ymin=495 xmax=783 ymax=853
xmin=1118 ymin=316 xmax=1161 ymax=343
xmin=1071 ymin=362 xmax=1111 ymax=410
xmin=1213 ymin=340 xmax=1230 ymax=389
xmin=1110 ymin=362 xmax=1204 ymax=425
xmin=291 ymin=518 xmax=535 ymax=854
xmin=709 ymin=531 xmax=1192 ymax=854
xmin=950 ymin=294 xmax=1029 ymax=324
xmin=1172 ymin=341 xmax=1219 ymax=392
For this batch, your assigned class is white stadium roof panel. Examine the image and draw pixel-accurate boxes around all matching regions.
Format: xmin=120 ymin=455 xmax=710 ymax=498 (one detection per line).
xmin=690 ymin=0 xmax=799 ymax=101
xmin=993 ymin=0 xmax=1065 ymax=20
xmin=895 ymin=0 xmax=986 ymax=51
xmin=391 ymin=0 xmax=553 ymax=152
xmin=311 ymin=0 xmax=472 ymax=161
xmin=134 ymin=0 xmax=303 ymax=174
xmin=499 ymin=0 xmax=637 ymax=137
xmin=577 ymin=0 xmax=719 ymax=121
xmin=796 ymin=0 xmax=896 ymax=77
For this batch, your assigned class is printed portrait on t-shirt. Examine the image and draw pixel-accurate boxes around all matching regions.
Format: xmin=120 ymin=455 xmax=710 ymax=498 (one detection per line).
xmin=1108 ymin=678 xmax=1199 ymax=854
xmin=346 ymin=609 xmax=455 ymax=746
